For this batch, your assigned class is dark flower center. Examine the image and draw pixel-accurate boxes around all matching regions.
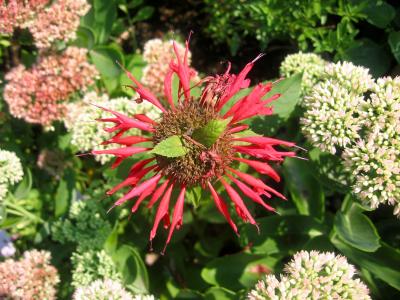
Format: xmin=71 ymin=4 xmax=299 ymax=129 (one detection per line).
xmin=153 ymin=100 xmax=234 ymax=186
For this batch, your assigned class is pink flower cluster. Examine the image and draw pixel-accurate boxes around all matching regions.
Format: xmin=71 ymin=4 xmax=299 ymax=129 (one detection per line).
xmin=0 ymin=0 xmax=50 ymax=34
xmin=4 ymin=47 xmax=98 ymax=126
xmin=142 ymin=39 xmax=199 ymax=95
xmin=0 ymin=249 xmax=59 ymax=299
xmin=30 ymin=0 xmax=90 ymax=49
xmin=0 ymin=0 xmax=89 ymax=49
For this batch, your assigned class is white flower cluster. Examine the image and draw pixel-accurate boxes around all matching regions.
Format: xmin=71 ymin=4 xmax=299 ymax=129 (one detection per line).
xmin=248 ymin=250 xmax=370 ymax=300
xmin=0 ymin=149 xmax=24 ymax=201
xmin=301 ymin=62 xmax=373 ymax=154
xmin=321 ymin=62 xmax=374 ymax=94
xmin=342 ymin=77 xmax=400 ymax=215
xmin=301 ymin=80 xmax=365 ymax=154
xmin=280 ymin=52 xmax=327 ymax=97
xmin=65 ymin=91 xmax=160 ymax=164
xmin=73 ymin=279 xmax=134 ymax=300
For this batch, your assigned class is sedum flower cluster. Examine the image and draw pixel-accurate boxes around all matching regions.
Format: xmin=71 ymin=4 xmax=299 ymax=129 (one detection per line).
xmin=0 ymin=149 xmax=23 ymax=201
xmin=0 ymin=249 xmax=59 ymax=300
xmin=73 ymin=279 xmax=134 ymax=300
xmin=0 ymin=0 xmax=90 ymax=49
xmin=142 ymin=38 xmax=198 ymax=96
xmin=0 ymin=0 xmax=50 ymax=35
xmin=292 ymin=53 xmax=400 ymax=215
xmin=301 ymin=61 xmax=373 ymax=154
xmin=71 ymin=249 xmax=121 ymax=288
xmin=73 ymin=278 xmax=156 ymax=300
xmin=65 ymin=91 xmax=161 ymax=164
xmin=342 ymin=77 xmax=400 ymax=215
xmin=248 ymin=250 xmax=370 ymax=300
xmin=4 ymin=47 xmax=98 ymax=127
xmin=280 ymin=52 xmax=327 ymax=97
xmin=52 ymin=198 xmax=112 ymax=251
xmin=301 ymin=80 xmax=365 ymax=154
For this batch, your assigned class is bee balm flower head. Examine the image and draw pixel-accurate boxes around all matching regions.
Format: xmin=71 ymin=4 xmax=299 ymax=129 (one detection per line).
xmin=93 ymin=37 xmax=296 ymax=252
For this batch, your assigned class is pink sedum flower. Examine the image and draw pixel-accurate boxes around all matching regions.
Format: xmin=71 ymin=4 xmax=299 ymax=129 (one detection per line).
xmin=0 ymin=249 xmax=59 ymax=300
xmin=0 ymin=0 xmax=89 ymax=49
xmin=93 ymin=38 xmax=295 ymax=252
xmin=30 ymin=0 xmax=90 ymax=49
xmin=4 ymin=47 xmax=98 ymax=127
xmin=0 ymin=0 xmax=50 ymax=34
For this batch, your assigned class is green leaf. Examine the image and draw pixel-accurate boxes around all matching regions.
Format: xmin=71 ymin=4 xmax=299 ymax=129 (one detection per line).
xmin=334 ymin=195 xmax=380 ymax=252
xmin=204 ymin=287 xmax=236 ymax=300
xmin=132 ymin=6 xmax=154 ymax=22
xmin=92 ymin=0 xmax=117 ymax=43
xmin=239 ymin=215 xmax=327 ymax=255
xmin=283 ymin=157 xmax=325 ymax=219
xmin=55 ymin=169 xmax=75 ymax=218
xmin=150 ymin=135 xmax=188 ymax=157
xmin=104 ymin=223 xmax=119 ymax=254
xmin=90 ymin=45 xmax=124 ymax=78
xmin=201 ymin=252 xmax=280 ymax=290
xmin=264 ymin=73 xmax=302 ymax=120
xmin=127 ymin=0 xmax=143 ymax=9
xmin=74 ymin=26 xmax=95 ymax=50
xmin=13 ymin=168 xmax=32 ymax=199
xmin=192 ymin=118 xmax=230 ymax=148
xmin=363 ymin=1 xmax=396 ymax=29
xmin=186 ymin=186 xmax=202 ymax=208
xmin=308 ymin=147 xmax=350 ymax=193
xmin=388 ymin=31 xmax=400 ymax=64
xmin=112 ymin=245 xmax=149 ymax=293
xmin=331 ymin=234 xmax=400 ymax=290
xmin=342 ymin=38 xmax=391 ymax=77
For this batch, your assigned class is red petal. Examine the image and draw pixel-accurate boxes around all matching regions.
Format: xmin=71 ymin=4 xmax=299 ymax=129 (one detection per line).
xmin=117 ymin=62 xmax=166 ymax=112
xmin=164 ymin=68 xmax=175 ymax=108
xmin=207 ymin=182 xmax=238 ymax=234
xmin=227 ymin=173 xmax=275 ymax=212
xmin=92 ymin=147 xmax=149 ymax=157
xmin=164 ymin=186 xmax=186 ymax=251
xmin=234 ymin=136 xmax=295 ymax=147
xmin=114 ymin=174 xmax=162 ymax=206
xmin=150 ymin=183 xmax=174 ymax=240
xmin=220 ymin=178 xmax=258 ymax=228
xmin=131 ymin=179 xmax=159 ymax=213
xmin=234 ymin=157 xmax=280 ymax=182
xmin=147 ymin=179 xmax=169 ymax=208
xmin=134 ymin=114 xmax=157 ymax=125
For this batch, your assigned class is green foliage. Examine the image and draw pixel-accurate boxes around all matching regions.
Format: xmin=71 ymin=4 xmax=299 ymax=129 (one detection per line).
xmin=192 ymin=118 xmax=231 ymax=148
xmin=1 ymin=0 xmax=399 ymax=299
xmin=150 ymin=135 xmax=188 ymax=157
xmin=204 ymin=0 xmax=399 ymax=75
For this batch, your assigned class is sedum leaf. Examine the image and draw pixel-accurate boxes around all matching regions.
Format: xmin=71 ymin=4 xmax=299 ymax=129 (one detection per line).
xmin=150 ymin=135 xmax=188 ymax=157
xmin=192 ymin=118 xmax=230 ymax=148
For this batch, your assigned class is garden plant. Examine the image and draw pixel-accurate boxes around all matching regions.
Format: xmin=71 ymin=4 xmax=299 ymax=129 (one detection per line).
xmin=0 ymin=0 xmax=399 ymax=299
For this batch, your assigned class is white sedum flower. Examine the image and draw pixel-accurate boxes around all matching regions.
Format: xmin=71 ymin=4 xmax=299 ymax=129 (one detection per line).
xmin=280 ymin=52 xmax=327 ymax=97
xmin=0 ymin=150 xmax=24 ymax=201
xmin=73 ymin=279 xmax=134 ymax=300
xmin=248 ymin=250 xmax=371 ymax=300
xmin=322 ymin=62 xmax=374 ymax=95
xmin=343 ymin=128 xmax=400 ymax=216
xmin=301 ymin=80 xmax=365 ymax=154
xmin=65 ymin=91 xmax=161 ymax=164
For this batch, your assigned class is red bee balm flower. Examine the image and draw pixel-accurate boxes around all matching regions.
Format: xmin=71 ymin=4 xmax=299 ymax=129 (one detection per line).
xmin=93 ymin=38 xmax=296 ymax=252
